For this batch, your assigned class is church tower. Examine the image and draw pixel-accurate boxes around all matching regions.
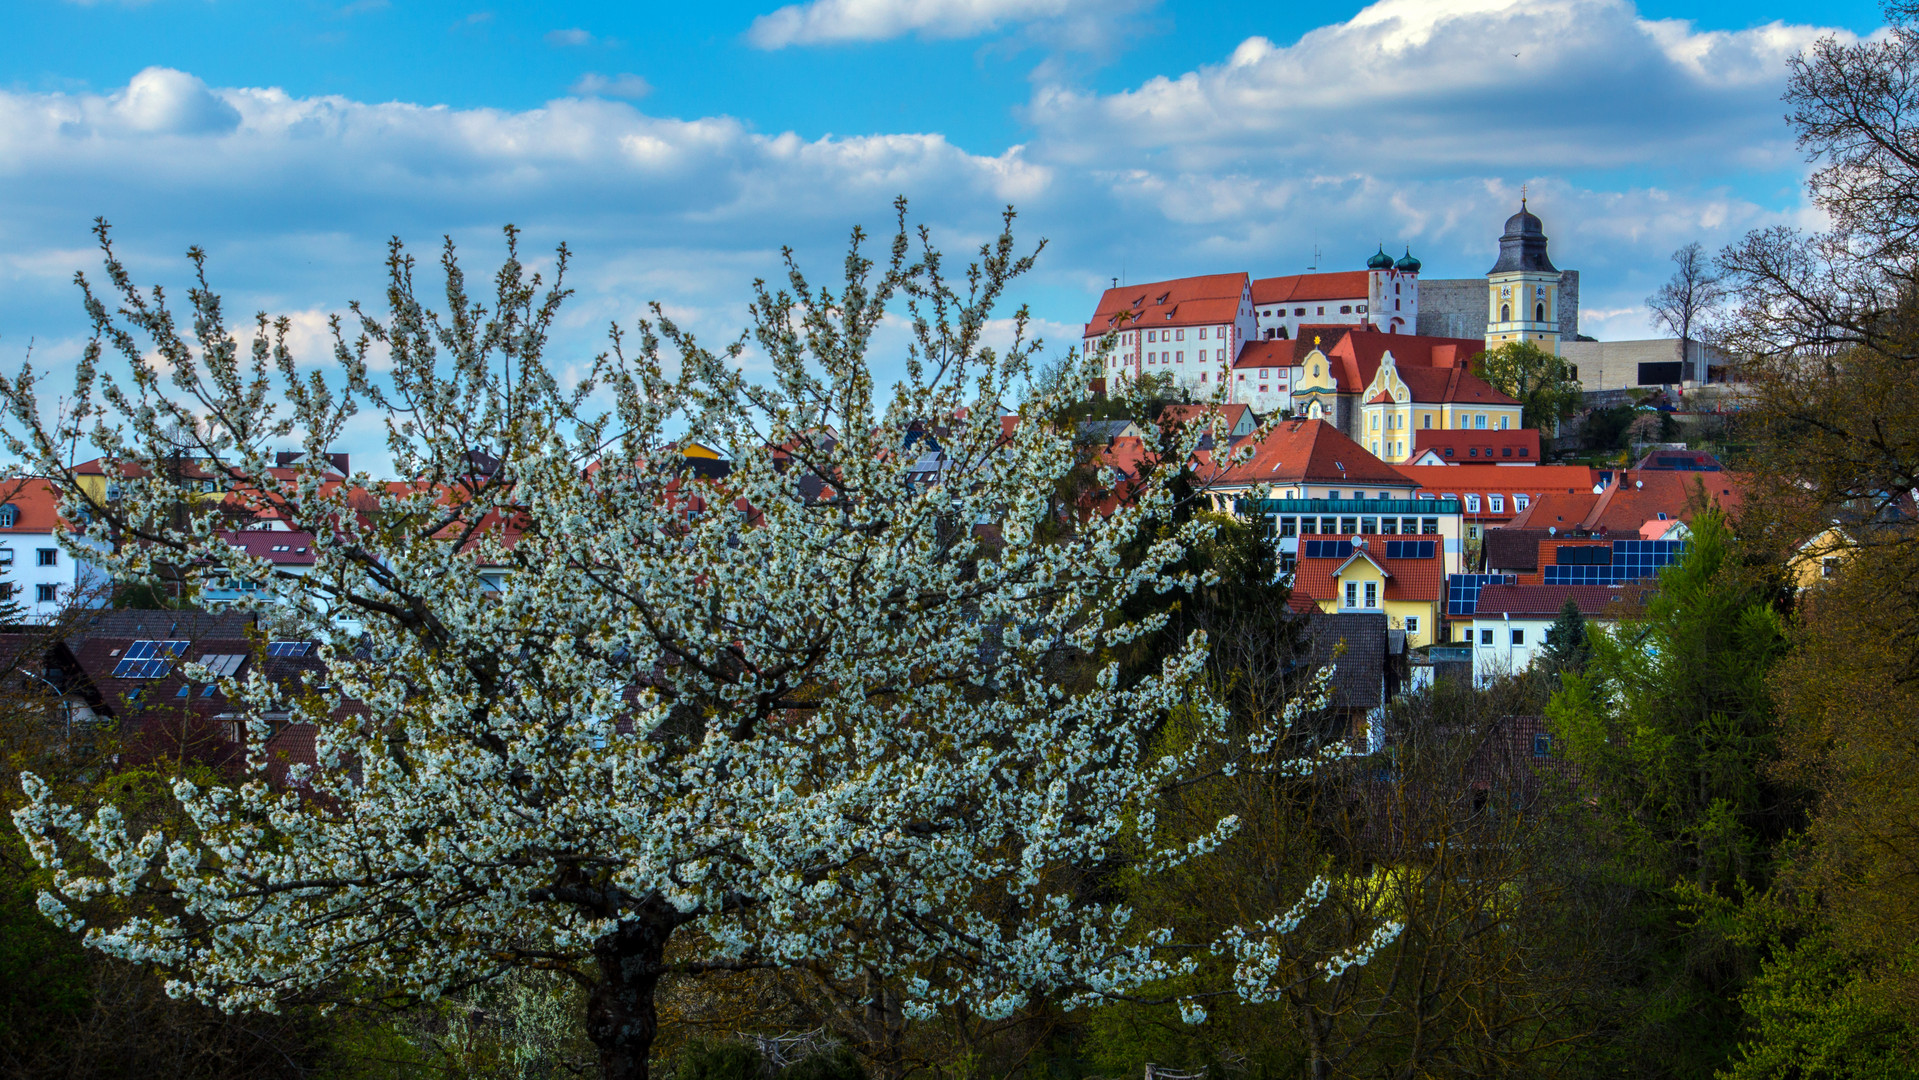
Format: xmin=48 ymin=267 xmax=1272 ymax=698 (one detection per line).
xmin=1485 ymin=198 xmax=1560 ymax=353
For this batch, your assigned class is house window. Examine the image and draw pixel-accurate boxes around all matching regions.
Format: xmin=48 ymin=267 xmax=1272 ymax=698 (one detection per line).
xmin=1198 ymin=327 xmax=1207 ymax=339
xmin=1501 ymin=304 xmax=1511 ymax=321
xmin=1404 ymin=616 xmax=1419 ymax=636
xmin=1535 ymin=302 xmax=1546 ymax=322
xmin=1216 ymin=349 xmax=1225 ymax=361
xmin=1489 ymin=494 xmax=1504 ymax=513
xmin=35 ymin=584 xmax=57 ymax=603
xmin=1480 ymin=628 xmax=1494 ymax=646
xmin=1317 ymin=306 xmax=1325 ymax=315
xmin=1345 ymin=582 xmax=1358 ymax=608
xmin=0 ymin=506 xmax=14 ymax=528
xmin=1463 ymin=494 xmax=1480 ymax=513
xmin=1500 ymin=416 xmax=1511 ymax=429
xmin=0 ymin=550 xmax=10 ymax=566
xmin=1177 ymin=351 xmax=1184 ymax=362
xmin=1476 ymin=414 xmax=1487 ymax=429
xmin=1533 ymin=733 xmax=1552 ymax=757
xmin=1422 ymin=518 xmax=1438 ymax=534
xmin=1511 ymin=628 xmax=1525 ymax=646
xmin=1176 ymin=329 xmax=1184 ymax=341
xmin=1340 ymin=305 xmax=1353 ymax=314
xmin=1200 ymin=372 xmax=1208 ymax=383
xmin=1515 ymin=494 xmax=1530 ymax=511
xmin=1822 ymin=557 xmax=1840 ymax=578
xmin=1295 ymin=307 xmax=1305 ymax=316
xmin=1260 ymin=368 xmax=1269 ymax=378
xmin=36 ymin=549 xmax=56 ymax=567
xmin=1364 ymin=582 xmax=1377 ymax=607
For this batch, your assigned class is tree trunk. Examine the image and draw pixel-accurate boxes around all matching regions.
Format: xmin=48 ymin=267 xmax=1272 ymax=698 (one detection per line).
xmin=588 ymin=914 xmax=677 ymax=1080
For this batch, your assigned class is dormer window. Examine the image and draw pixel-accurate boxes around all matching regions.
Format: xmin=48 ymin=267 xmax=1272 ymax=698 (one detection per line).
xmin=0 ymin=506 xmax=14 ymax=528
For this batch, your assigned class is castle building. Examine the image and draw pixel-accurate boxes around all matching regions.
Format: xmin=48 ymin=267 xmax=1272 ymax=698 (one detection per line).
xmin=1081 ymin=273 xmax=1255 ymax=394
xmin=1483 ymin=200 xmax=1562 ymax=353
xmin=1251 ymin=245 xmax=1423 ymax=341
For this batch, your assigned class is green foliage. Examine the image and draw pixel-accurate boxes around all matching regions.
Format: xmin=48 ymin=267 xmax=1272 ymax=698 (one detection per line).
xmin=1541 ymin=597 xmax=1591 ymax=674
xmin=668 ymin=1038 xmax=768 ymax=1080
xmin=1546 ymin=509 xmax=1794 ymax=1077
xmin=1472 ymin=341 xmax=1583 ymax=432
xmin=1722 ymin=933 xmax=1919 ymax=1080
xmin=779 ymin=1046 xmax=866 ymax=1080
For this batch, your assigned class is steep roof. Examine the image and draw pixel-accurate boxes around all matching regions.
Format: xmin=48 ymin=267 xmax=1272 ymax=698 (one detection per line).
xmin=1297 ymin=609 xmax=1389 ymax=713
xmin=1252 ymin=271 xmax=1371 ymax=304
xmin=1483 ymin=528 xmax=1554 ymax=572
xmin=1390 ymin=364 xmax=1519 ymax=406
xmin=221 ymin=530 xmax=319 ymax=566
xmin=1085 ymin=274 xmax=1249 ymax=337
xmin=1232 ymin=339 xmax=1302 ymax=370
xmin=1506 ymin=470 xmax=1744 ymax=534
xmin=1297 ymin=329 xmax=1487 ymax=394
xmin=1290 ymin=540 xmax=1446 ymax=605
xmin=0 ymin=478 xmax=63 ymax=533
xmin=1200 ymin=418 xmax=1414 ymax=490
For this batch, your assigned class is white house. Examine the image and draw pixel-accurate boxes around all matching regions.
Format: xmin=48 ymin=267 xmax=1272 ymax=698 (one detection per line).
xmin=1466 ymin=582 xmax=1625 ymax=685
xmin=0 ymin=478 xmax=109 ymax=621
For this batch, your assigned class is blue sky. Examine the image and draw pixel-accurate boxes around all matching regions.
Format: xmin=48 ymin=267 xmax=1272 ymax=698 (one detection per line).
xmin=0 ymin=0 xmax=1887 ymax=414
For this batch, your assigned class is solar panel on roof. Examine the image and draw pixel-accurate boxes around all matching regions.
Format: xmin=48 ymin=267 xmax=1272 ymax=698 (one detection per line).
xmin=114 ymin=641 xmax=187 ymax=679
xmin=1301 ymin=539 xmax=1353 ymax=560
xmin=266 ymin=641 xmax=315 ymax=658
xmin=1385 ymin=539 xmax=1436 ymax=560
xmin=1446 ymin=573 xmax=1516 ymax=616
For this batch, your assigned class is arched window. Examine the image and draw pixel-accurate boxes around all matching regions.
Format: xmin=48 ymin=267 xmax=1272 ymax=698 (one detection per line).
xmin=0 ymin=505 xmax=15 ymax=529
xmin=1535 ymin=302 xmax=1545 ymax=322
xmin=1500 ymin=304 xmax=1511 ymax=322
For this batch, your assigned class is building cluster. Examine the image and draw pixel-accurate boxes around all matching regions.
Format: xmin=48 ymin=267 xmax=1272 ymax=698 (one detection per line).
xmin=0 ymin=203 xmax=1766 ymax=780
xmin=1077 ymin=201 xmax=1757 ymax=698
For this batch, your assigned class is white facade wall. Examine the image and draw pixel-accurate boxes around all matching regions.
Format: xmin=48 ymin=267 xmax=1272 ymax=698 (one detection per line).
xmin=1087 ymin=285 xmax=1257 ymax=397
xmin=1231 ymin=363 xmax=1292 ymax=414
xmin=1467 ymin=612 xmax=1615 ymax=685
xmin=0 ymin=530 xmax=106 ymax=621
xmin=1250 ymin=269 xmax=1419 ymax=342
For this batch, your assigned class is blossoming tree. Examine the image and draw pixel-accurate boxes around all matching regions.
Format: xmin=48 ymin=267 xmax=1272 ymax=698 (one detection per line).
xmin=3 ymin=205 xmax=1391 ymax=1079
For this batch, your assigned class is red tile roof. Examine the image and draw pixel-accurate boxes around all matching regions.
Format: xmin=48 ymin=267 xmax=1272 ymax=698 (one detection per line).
xmin=1252 ymin=271 xmax=1371 ymax=304
xmin=1290 ymin=329 xmax=1488 ymax=394
xmin=1085 ymin=274 xmax=1249 ymax=337
xmin=1504 ymin=470 xmax=1745 ymax=534
xmin=1199 ymin=418 xmax=1414 ymax=490
xmin=1232 ymin=339 xmax=1298 ymax=370
xmin=1412 ymin=428 xmax=1542 ymax=462
xmin=1391 ymin=365 xmax=1518 ymax=406
xmin=1471 ymin=583 xmax=1628 ymax=619
xmin=0 ymin=478 xmax=64 ymax=532
xmin=220 ymin=530 xmax=319 ymax=566
xmin=1397 ymin=465 xmax=1600 ymax=522
xmin=1289 ymin=537 xmax=1446 ymax=605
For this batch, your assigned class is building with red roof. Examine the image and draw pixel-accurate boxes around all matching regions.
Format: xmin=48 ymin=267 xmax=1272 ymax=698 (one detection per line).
xmin=1082 ymin=274 xmax=1256 ymax=396
xmin=1409 ymin=427 xmax=1542 ymax=465
xmin=1464 ymin=583 xmax=1640 ymax=684
xmin=1351 ymin=351 xmax=1521 ymax=465
xmin=1396 ymin=464 xmax=1600 ymax=546
xmin=1250 ymin=244 xmax=1426 ymax=340
xmin=1196 ymin=418 xmax=1417 ymax=501
xmin=1289 ymin=534 xmax=1447 ymax=648
xmin=1277 ymin=328 xmax=1493 ymax=444
xmin=1504 ymin=468 xmax=1743 ymax=537
xmin=0 ymin=478 xmax=109 ymax=622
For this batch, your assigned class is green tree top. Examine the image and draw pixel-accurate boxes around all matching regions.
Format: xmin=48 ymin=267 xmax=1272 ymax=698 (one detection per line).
xmin=1540 ymin=596 xmax=1591 ymax=674
xmin=1472 ymin=340 xmax=1582 ymax=431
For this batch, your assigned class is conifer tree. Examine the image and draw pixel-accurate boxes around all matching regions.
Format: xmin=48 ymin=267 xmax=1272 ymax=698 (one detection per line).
xmin=1539 ymin=597 xmax=1590 ymax=673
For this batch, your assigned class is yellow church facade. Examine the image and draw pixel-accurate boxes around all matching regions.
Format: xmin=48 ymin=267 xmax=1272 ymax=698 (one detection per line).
xmin=1354 ymin=352 xmax=1523 ymax=464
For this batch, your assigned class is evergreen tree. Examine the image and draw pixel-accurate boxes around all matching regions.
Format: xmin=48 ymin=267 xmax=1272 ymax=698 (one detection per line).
xmin=1545 ymin=509 xmax=1794 ymax=1077
xmin=1540 ymin=596 xmax=1590 ymax=673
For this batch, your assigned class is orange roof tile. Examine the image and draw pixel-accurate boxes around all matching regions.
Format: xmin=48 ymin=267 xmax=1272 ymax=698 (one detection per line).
xmin=1200 ymin=418 xmax=1414 ymax=490
xmin=1085 ymin=274 xmax=1249 ymax=337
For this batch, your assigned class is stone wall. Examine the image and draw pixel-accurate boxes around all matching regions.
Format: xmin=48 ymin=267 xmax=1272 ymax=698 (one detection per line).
xmin=1415 ymin=270 xmax=1582 ymax=342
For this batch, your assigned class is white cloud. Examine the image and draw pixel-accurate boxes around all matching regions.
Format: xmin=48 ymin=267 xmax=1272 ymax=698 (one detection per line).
xmin=1027 ymin=0 xmax=1841 ymax=175
xmin=0 ymin=0 xmax=1866 ymax=422
xmin=747 ymin=0 xmax=1120 ymax=48
xmin=571 ymin=73 xmax=652 ymax=99
xmin=546 ymin=27 xmax=596 ymax=47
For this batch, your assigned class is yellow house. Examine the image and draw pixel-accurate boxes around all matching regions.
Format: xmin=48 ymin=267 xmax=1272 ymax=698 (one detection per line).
xmin=1355 ymin=351 xmax=1523 ymax=464
xmin=1789 ymin=526 xmax=1854 ymax=591
xmin=1292 ymin=536 xmax=1445 ymax=648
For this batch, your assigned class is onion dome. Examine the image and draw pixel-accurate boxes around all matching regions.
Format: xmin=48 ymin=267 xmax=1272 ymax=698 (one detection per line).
xmin=1489 ymin=198 xmax=1558 ymax=274
xmin=1367 ymin=245 xmax=1395 ymax=270
xmin=1394 ymin=247 xmax=1421 ymax=272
